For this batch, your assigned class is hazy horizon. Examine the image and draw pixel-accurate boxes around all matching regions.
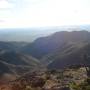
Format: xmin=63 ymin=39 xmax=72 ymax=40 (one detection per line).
xmin=0 ymin=25 xmax=90 ymax=42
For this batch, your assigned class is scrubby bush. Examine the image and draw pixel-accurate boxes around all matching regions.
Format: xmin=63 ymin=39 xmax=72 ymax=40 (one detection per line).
xmin=69 ymin=79 xmax=90 ymax=90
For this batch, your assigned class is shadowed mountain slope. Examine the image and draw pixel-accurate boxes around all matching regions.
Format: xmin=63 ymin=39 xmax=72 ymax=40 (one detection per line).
xmin=22 ymin=31 xmax=90 ymax=58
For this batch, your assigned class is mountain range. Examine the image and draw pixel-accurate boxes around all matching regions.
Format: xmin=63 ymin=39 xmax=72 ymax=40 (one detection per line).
xmin=1 ymin=30 xmax=90 ymax=81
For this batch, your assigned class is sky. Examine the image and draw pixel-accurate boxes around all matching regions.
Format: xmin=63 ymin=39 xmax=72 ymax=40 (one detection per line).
xmin=0 ymin=0 xmax=90 ymax=28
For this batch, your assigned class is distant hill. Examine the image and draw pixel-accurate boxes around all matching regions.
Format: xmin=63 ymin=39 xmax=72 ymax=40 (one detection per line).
xmin=47 ymin=42 xmax=90 ymax=69
xmin=0 ymin=50 xmax=43 ymax=81
xmin=22 ymin=31 xmax=90 ymax=58
xmin=0 ymin=51 xmax=40 ymax=65
xmin=0 ymin=41 xmax=28 ymax=53
xmin=0 ymin=29 xmax=58 ymax=42
xmin=21 ymin=30 xmax=90 ymax=69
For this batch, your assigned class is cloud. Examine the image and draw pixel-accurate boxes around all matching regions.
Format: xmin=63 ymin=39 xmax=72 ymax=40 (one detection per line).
xmin=0 ymin=0 xmax=90 ymax=28
xmin=0 ymin=20 xmax=4 ymax=22
xmin=0 ymin=0 xmax=13 ymax=9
